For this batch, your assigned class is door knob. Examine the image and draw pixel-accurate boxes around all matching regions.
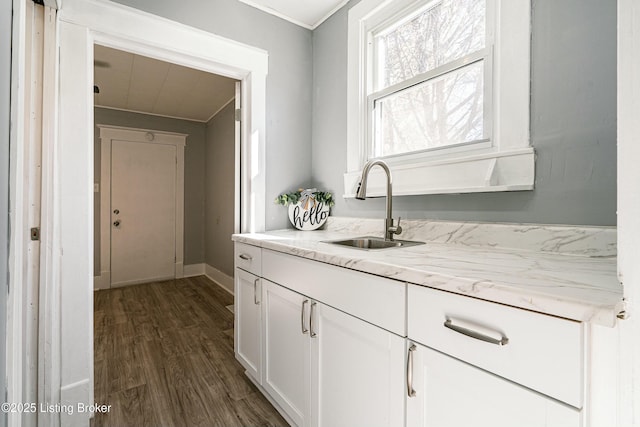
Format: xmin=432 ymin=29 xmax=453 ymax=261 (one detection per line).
xmin=113 ymin=209 xmax=120 ymax=214
xmin=113 ymin=220 xmax=121 ymax=227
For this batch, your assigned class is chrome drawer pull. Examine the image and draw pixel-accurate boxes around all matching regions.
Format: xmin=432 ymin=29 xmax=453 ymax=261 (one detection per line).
xmin=444 ymin=318 xmax=509 ymax=346
xmin=238 ymin=253 xmax=252 ymax=261
xmin=407 ymin=344 xmax=417 ymax=397
xmin=301 ymin=300 xmax=309 ymax=334
xmin=310 ymin=302 xmax=317 ymax=338
xmin=253 ymin=278 xmax=260 ymax=305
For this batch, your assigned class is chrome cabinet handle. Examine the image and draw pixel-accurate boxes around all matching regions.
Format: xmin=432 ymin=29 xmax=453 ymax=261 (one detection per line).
xmin=444 ymin=318 xmax=509 ymax=346
xmin=407 ymin=344 xmax=416 ymax=397
xmin=239 ymin=253 xmax=252 ymax=261
xmin=310 ymin=302 xmax=317 ymax=338
xmin=253 ymin=278 xmax=260 ymax=305
xmin=301 ymin=300 xmax=309 ymax=334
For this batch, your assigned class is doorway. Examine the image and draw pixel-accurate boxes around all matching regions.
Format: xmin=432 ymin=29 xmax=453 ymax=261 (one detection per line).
xmin=93 ymin=43 xmax=241 ymax=290
xmin=51 ymin=3 xmax=269 ymax=421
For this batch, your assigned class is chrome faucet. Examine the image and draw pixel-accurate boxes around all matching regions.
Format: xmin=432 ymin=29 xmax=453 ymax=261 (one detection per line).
xmin=355 ymin=159 xmax=402 ymax=241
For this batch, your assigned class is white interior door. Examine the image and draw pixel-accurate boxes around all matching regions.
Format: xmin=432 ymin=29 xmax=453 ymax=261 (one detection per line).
xmin=110 ymin=139 xmax=177 ymax=286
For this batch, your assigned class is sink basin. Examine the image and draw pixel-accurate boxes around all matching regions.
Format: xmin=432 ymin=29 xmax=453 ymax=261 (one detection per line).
xmin=325 ymin=236 xmax=424 ymax=250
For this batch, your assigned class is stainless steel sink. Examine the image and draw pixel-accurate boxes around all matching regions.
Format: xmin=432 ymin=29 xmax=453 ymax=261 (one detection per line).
xmin=325 ymin=236 xmax=424 ymax=250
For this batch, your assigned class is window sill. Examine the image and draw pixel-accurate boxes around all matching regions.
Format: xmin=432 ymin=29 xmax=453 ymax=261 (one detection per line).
xmin=343 ymin=147 xmax=535 ymax=198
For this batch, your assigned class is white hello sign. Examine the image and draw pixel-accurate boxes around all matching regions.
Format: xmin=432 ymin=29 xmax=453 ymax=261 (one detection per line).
xmin=287 ymin=189 xmax=330 ymax=230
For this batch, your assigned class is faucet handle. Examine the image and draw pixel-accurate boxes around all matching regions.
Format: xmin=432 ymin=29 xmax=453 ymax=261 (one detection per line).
xmin=390 ymin=216 xmax=403 ymax=235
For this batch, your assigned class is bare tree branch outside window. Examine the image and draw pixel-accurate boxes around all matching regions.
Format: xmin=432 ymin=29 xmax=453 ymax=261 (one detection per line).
xmin=372 ymin=0 xmax=486 ymax=157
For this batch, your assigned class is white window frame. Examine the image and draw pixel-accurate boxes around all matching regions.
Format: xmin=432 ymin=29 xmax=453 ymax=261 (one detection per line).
xmin=346 ymin=0 xmax=533 ymax=197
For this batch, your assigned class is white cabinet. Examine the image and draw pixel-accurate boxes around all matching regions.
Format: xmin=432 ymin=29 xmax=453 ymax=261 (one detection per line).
xmin=407 ymin=284 xmax=584 ymax=408
xmin=234 ymin=268 xmax=262 ymax=383
xmin=261 ymin=276 xmax=405 ymax=427
xmin=407 ymin=284 xmax=585 ymax=427
xmin=234 ymin=240 xmax=588 ymax=427
xmin=262 ymin=279 xmax=310 ymax=427
xmin=406 ymin=343 xmax=581 ymax=427
xmin=262 ymin=280 xmax=404 ymax=427
xmin=311 ymin=301 xmax=405 ymax=427
xmin=234 ymin=242 xmax=263 ymax=383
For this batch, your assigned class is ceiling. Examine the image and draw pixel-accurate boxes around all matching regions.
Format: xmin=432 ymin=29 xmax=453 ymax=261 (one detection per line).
xmin=238 ymin=0 xmax=348 ymax=29
xmin=93 ymin=45 xmax=237 ymax=123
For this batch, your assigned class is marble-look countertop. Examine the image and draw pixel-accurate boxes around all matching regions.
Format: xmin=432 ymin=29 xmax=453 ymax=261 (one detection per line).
xmin=233 ymin=218 xmax=623 ymax=327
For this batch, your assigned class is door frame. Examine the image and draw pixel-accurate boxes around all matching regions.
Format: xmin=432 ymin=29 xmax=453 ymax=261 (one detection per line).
xmin=617 ymin=0 xmax=640 ymax=424
xmin=97 ymin=125 xmax=187 ymax=290
xmin=51 ymin=0 xmax=268 ymax=423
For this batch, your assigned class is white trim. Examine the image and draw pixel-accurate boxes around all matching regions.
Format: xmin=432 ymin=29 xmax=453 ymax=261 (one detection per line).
xmin=205 ymin=264 xmax=235 ymax=295
xmin=617 ymin=0 xmax=640 ymax=425
xmin=95 ymin=104 xmax=209 ymax=123
xmin=183 ymin=263 xmax=206 ymax=277
xmin=344 ymin=147 xmax=534 ymax=197
xmin=61 ymin=0 xmax=268 ymax=75
xmin=175 ymin=262 xmax=184 ymax=279
xmin=311 ymin=0 xmax=351 ymax=30
xmin=238 ymin=0 xmax=350 ymax=30
xmin=234 ymin=81 xmax=241 ymax=235
xmin=346 ymin=0 xmax=532 ymax=196
xmin=7 ymin=1 xmax=37 ymax=424
xmin=96 ymin=98 xmax=240 ymax=125
xmin=93 ymin=273 xmax=110 ymax=291
xmin=109 ymin=275 xmax=176 ymax=288
xmin=98 ymin=125 xmax=187 ymax=289
xmin=206 ymin=95 xmax=236 ymax=123
xmin=57 ymin=21 xmax=95 ymax=420
xmin=237 ymin=0 xmax=314 ymax=30
xmin=38 ymin=6 xmax=62 ymax=425
xmin=60 ymin=378 xmax=92 ymax=427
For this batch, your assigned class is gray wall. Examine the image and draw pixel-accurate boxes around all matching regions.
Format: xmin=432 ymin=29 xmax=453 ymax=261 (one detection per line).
xmin=205 ymin=102 xmax=236 ymax=277
xmin=312 ymin=0 xmax=617 ymax=226
xmin=112 ymin=0 xmax=314 ymax=230
xmin=94 ymin=107 xmax=207 ymax=275
xmin=1 ymin=0 xmax=10 ymax=421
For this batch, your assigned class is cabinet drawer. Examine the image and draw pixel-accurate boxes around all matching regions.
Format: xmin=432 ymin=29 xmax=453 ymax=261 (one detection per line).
xmin=234 ymin=242 xmax=262 ymax=276
xmin=408 ymin=285 xmax=584 ymax=408
xmin=263 ymin=249 xmax=406 ymax=336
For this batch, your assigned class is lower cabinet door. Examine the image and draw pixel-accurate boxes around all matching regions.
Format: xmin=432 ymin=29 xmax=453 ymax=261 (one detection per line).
xmin=406 ymin=342 xmax=582 ymax=427
xmin=234 ymin=268 xmax=261 ymax=382
xmin=263 ymin=279 xmax=311 ymax=427
xmin=311 ymin=303 xmax=405 ymax=427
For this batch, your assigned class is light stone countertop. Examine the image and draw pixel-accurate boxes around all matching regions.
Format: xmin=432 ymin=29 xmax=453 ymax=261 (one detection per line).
xmin=232 ymin=218 xmax=623 ymax=327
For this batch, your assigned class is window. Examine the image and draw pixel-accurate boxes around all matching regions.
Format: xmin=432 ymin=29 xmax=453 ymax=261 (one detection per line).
xmin=346 ymin=0 xmax=533 ymax=197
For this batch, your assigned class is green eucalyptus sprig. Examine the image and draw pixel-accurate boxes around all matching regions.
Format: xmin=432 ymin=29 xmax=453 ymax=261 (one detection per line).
xmin=274 ymin=188 xmax=335 ymax=207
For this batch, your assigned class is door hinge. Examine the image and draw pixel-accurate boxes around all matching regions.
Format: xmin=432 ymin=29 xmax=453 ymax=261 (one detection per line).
xmin=30 ymin=227 xmax=40 ymax=241
xmin=617 ymin=299 xmax=630 ymax=320
xmin=235 ymin=108 xmax=241 ymax=122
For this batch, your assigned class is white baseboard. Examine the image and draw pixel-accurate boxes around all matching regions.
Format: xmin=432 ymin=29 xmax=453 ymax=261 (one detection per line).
xmin=110 ymin=274 xmax=175 ymax=288
xmin=183 ymin=263 xmax=205 ymax=277
xmin=175 ymin=261 xmax=184 ymax=278
xmin=93 ymin=271 xmax=110 ymax=290
xmin=205 ymin=264 xmax=234 ymax=295
xmin=94 ymin=265 xmax=232 ymax=293
xmin=60 ymin=378 xmax=92 ymax=427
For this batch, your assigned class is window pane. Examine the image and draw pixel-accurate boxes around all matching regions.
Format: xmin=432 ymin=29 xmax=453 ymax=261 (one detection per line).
xmin=373 ymin=61 xmax=484 ymax=157
xmin=375 ymin=0 xmax=485 ymax=90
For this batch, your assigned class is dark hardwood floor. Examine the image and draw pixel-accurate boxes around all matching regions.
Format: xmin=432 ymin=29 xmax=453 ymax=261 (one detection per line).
xmin=92 ymin=275 xmax=287 ymax=427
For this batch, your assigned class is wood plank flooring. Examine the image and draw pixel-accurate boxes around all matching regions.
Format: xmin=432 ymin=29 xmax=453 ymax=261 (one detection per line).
xmin=92 ymin=275 xmax=288 ymax=427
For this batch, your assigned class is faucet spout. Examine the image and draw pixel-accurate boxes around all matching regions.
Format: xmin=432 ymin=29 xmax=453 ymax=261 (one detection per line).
xmin=355 ymin=159 xmax=402 ymax=241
